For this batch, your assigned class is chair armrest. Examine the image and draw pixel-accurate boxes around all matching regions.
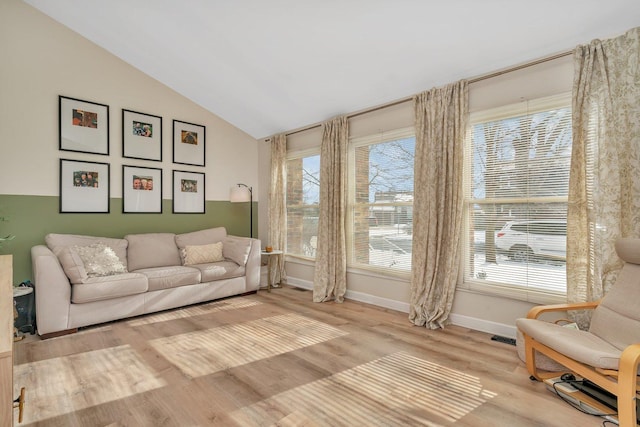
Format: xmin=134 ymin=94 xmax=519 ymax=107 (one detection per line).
xmin=526 ymin=300 xmax=601 ymax=319
xmin=618 ymin=343 xmax=640 ymax=427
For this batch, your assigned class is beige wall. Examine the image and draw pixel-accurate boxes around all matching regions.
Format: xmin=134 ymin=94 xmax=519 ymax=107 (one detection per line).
xmin=258 ymin=55 xmax=573 ymax=337
xmin=0 ymin=0 xmax=259 ymax=201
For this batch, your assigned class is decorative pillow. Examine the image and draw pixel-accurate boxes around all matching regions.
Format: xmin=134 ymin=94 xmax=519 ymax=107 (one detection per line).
xmin=56 ymin=246 xmax=88 ymax=284
xmin=71 ymin=242 xmax=128 ymax=278
xmin=182 ymin=242 xmax=224 ymax=265
xmin=222 ymin=236 xmax=252 ymax=266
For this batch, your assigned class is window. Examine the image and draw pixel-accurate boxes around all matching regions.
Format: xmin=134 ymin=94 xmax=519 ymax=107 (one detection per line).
xmin=463 ymin=93 xmax=572 ymax=302
xmin=348 ymin=128 xmax=415 ymax=273
xmin=286 ymin=151 xmax=320 ymax=258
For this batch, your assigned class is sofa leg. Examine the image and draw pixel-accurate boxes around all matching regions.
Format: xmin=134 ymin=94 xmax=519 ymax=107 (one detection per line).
xmin=39 ymin=328 xmax=78 ymax=340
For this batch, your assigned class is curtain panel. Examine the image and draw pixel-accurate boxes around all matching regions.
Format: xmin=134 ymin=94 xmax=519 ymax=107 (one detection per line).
xmin=567 ymin=27 xmax=640 ymax=326
xmin=410 ymin=80 xmax=468 ymax=329
xmin=268 ymin=133 xmax=287 ymax=285
xmin=313 ymin=116 xmax=349 ymax=303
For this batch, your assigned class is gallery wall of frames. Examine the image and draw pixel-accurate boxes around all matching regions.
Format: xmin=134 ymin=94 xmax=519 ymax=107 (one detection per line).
xmin=58 ymin=95 xmax=206 ymax=215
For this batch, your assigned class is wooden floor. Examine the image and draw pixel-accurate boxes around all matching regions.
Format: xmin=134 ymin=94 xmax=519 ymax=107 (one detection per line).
xmin=12 ymin=286 xmax=603 ymax=426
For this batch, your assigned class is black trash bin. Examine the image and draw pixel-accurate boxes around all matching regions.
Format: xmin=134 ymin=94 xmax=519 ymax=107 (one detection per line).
xmin=13 ymin=284 xmax=35 ymax=335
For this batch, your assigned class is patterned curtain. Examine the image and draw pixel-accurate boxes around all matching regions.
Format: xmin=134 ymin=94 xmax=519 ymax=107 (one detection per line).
xmin=567 ymin=27 xmax=640 ymax=326
xmin=268 ymin=133 xmax=287 ymax=285
xmin=313 ymin=116 xmax=349 ymax=303
xmin=410 ymin=81 xmax=468 ymax=329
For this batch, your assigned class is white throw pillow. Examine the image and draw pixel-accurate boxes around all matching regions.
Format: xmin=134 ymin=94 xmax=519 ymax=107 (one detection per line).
xmin=71 ymin=242 xmax=128 ymax=278
xmin=182 ymin=242 xmax=224 ymax=265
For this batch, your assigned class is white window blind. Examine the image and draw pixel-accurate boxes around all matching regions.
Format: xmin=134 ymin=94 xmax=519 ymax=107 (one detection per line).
xmin=462 ymin=93 xmax=572 ymax=303
xmin=348 ymin=128 xmax=415 ymax=274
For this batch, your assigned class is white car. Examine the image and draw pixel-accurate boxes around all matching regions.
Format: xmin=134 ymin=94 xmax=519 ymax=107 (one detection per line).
xmin=495 ymin=220 xmax=566 ymax=261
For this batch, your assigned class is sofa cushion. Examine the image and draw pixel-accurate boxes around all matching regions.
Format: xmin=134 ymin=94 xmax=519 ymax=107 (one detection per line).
xmin=135 ymin=266 xmax=201 ymax=292
xmin=126 ymin=233 xmax=181 ymax=271
xmin=222 ymin=236 xmax=252 ymax=266
xmin=182 ymin=242 xmax=224 ymax=265
xmin=72 ymin=242 xmax=128 ymax=278
xmin=71 ymin=273 xmax=148 ymax=303
xmin=192 ymin=261 xmax=246 ymax=282
xmin=175 ymin=227 xmax=227 ymax=249
xmin=46 ymin=233 xmax=129 ymax=269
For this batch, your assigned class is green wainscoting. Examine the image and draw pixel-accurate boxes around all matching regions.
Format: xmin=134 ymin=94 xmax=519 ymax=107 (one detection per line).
xmin=0 ymin=194 xmax=257 ymax=284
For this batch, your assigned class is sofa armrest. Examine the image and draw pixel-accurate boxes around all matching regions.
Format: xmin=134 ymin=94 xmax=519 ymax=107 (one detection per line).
xmin=526 ymin=300 xmax=601 ymax=319
xmin=244 ymin=238 xmax=262 ymax=292
xmin=31 ymin=245 xmax=72 ymax=335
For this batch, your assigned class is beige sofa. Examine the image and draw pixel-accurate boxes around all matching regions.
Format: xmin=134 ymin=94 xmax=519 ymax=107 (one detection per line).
xmin=31 ymin=227 xmax=261 ymax=338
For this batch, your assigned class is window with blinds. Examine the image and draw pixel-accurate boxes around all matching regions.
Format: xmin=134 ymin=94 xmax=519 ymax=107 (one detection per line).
xmin=348 ymin=129 xmax=415 ymax=274
xmin=286 ymin=152 xmax=320 ymax=258
xmin=462 ymin=93 xmax=572 ymax=302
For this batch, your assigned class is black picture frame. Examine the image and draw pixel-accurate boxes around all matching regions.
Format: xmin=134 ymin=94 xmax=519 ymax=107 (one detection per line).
xmin=122 ymin=109 xmax=163 ymax=161
xmin=59 ymin=95 xmax=110 ymax=155
xmin=172 ymin=170 xmax=205 ymax=213
xmin=122 ymin=165 xmax=163 ymax=213
xmin=59 ymin=158 xmax=110 ymax=213
xmin=173 ymin=120 xmax=205 ymax=166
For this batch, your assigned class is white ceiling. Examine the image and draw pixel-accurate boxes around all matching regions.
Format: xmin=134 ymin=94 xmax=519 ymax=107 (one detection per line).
xmin=24 ymin=0 xmax=640 ymax=139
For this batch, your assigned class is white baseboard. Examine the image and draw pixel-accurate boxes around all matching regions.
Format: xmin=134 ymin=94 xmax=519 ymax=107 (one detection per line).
xmin=285 ymin=277 xmax=516 ymax=339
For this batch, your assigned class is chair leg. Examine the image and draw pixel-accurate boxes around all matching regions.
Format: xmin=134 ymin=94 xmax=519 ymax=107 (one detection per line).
xmin=523 ymin=334 xmax=541 ymax=380
xmin=617 ymin=344 xmax=640 ymax=427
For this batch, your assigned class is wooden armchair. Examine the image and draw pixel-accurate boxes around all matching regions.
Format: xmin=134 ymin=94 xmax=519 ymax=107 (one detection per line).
xmin=517 ymin=238 xmax=640 ymax=427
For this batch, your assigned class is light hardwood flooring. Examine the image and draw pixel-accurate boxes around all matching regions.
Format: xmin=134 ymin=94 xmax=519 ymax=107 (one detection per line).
xmin=12 ymin=286 xmax=603 ymax=426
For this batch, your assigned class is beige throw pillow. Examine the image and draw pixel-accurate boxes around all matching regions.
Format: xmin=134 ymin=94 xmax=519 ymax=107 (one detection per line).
xmin=182 ymin=242 xmax=224 ymax=265
xmin=71 ymin=242 xmax=128 ymax=278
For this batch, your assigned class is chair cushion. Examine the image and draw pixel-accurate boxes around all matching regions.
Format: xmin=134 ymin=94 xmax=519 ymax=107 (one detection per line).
xmin=589 ymin=263 xmax=640 ymax=350
xmin=516 ymin=318 xmax=622 ymax=370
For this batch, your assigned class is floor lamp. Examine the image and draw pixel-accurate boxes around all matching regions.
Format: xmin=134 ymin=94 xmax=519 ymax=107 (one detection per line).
xmin=230 ymin=183 xmax=252 ymax=238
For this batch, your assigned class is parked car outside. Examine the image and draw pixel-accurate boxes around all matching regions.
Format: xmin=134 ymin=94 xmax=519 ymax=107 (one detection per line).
xmin=495 ymin=220 xmax=566 ymax=261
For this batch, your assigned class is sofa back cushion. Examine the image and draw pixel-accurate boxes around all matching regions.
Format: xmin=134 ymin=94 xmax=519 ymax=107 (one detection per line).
xmin=125 ymin=233 xmax=181 ymax=271
xmin=175 ymin=227 xmax=227 ymax=249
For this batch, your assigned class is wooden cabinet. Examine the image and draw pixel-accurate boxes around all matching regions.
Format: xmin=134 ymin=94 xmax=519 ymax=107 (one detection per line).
xmin=1 ymin=255 xmax=13 ymax=427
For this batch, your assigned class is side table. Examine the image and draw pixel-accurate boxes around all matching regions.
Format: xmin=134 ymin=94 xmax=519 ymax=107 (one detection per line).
xmin=261 ymin=250 xmax=283 ymax=292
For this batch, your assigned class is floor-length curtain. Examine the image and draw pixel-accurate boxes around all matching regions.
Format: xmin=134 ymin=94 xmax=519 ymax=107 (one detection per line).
xmin=409 ymin=81 xmax=468 ymax=329
xmin=567 ymin=27 xmax=640 ymax=326
xmin=268 ymin=133 xmax=287 ymax=285
xmin=313 ymin=116 xmax=348 ymax=303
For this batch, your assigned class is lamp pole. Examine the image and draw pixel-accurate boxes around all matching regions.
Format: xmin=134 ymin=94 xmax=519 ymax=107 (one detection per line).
xmin=236 ymin=183 xmax=253 ymax=238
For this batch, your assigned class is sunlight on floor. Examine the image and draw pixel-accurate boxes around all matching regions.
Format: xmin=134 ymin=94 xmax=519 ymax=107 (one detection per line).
xmin=231 ymin=351 xmax=497 ymax=426
xmin=13 ymin=345 xmax=166 ymax=424
xmin=149 ymin=313 xmax=348 ymax=377
xmin=127 ymin=298 xmax=262 ymax=326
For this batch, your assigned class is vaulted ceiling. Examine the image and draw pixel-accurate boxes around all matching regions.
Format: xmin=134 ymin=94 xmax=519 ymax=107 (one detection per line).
xmin=24 ymin=0 xmax=640 ymax=139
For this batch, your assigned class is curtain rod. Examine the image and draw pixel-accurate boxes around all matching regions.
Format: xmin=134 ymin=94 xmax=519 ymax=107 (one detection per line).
xmin=276 ymin=49 xmax=573 ymax=139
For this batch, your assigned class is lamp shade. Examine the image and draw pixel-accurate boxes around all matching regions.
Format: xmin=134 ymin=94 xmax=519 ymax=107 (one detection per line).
xmin=230 ymin=186 xmax=251 ymax=202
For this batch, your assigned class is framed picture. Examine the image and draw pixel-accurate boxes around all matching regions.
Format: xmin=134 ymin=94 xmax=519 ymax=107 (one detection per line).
xmin=122 ymin=109 xmax=162 ymax=161
xmin=59 ymin=95 xmax=109 ymax=155
xmin=59 ymin=158 xmax=110 ymax=213
xmin=173 ymin=120 xmax=205 ymax=166
xmin=122 ymin=165 xmax=162 ymax=213
xmin=172 ymin=170 xmax=205 ymax=213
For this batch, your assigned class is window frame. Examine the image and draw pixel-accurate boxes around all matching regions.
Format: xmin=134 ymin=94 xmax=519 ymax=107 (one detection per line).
xmin=285 ymin=147 xmax=321 ymax=261
xmin=459 ymin=92 xmax=572 ymax=304
xmin=347 ymin=127 xmax=415 ymax=278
